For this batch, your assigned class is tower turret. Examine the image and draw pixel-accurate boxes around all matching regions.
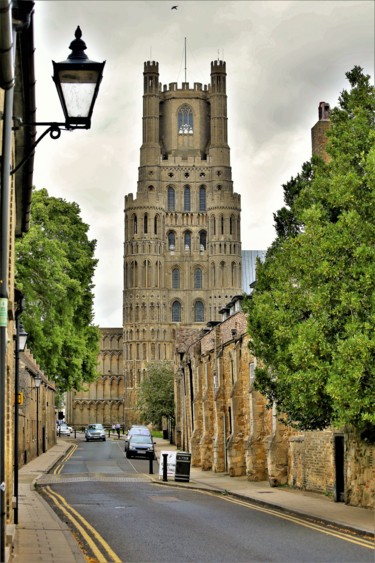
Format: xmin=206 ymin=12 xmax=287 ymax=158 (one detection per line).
xmin=209 ymin=60 xmax=230 ymax=166
xmin=311 ymin=101 xmax=331 ymax=163
xmin=140 ymin=61 xmax=161 ymax=165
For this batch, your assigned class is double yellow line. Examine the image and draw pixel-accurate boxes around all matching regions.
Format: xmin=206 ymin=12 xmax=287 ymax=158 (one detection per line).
xmin=53 ymin=443 xmax=77 ymax=474
xmin=47 ymin=444 xmax=122 ymax=561
xmin=44 ymin=485 xmax=122 ymax=562
xmin=214 ymin=492 xmax=374 ymax=550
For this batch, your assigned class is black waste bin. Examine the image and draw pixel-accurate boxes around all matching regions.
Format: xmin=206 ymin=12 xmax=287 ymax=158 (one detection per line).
xmin=175 ymin=451 xmax=191 ymax=482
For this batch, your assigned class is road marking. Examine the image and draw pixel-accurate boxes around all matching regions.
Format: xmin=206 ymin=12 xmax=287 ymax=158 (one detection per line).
xmin=44 ymin=486 xmax=122 ymax=562
xmin=205 ymin=491 xmax=374 ymax=550
xmin=53 ymin=444 xmax=78 ymax=475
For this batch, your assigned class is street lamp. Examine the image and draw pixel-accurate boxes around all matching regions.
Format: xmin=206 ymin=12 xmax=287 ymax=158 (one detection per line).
xmin=14 ymin=310 xmax=27 ymax=525
xmin=34 ymin=374 xmax=42 ymax=457
xmin=53 ymin=26 xmax=105 ymax=130
xmin=10 ymin=26 xmax=105 ymax=175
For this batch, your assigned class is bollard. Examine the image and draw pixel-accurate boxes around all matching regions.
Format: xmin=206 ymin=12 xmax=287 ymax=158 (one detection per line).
xmin=149 ymin=454 xmax=153 ymax=475
xmin=74 ymin=428 xmax=76 ymax=438
xmin=162 ymin=452 xmax=168 ymax=482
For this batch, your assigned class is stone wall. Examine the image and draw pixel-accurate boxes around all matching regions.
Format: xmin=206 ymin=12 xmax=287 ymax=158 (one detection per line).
xmin=288 ymin=431 xmax=335 ymax=495
xmin=175 ymin=298 xmax=374 ymax=509
xmin=346 ymin=432 xmax=374 ymax=508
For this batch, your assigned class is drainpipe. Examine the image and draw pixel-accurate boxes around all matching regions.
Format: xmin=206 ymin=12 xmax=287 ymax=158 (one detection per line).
xmin=0 ymin=0 xmax=15 ymax=557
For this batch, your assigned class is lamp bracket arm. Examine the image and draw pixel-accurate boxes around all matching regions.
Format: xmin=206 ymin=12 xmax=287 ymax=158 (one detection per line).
xmin=10 ymin=122 xmax=68 ymax=176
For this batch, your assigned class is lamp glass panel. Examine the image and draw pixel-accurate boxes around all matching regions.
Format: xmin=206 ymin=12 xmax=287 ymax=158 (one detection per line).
xmin=18 ymin=334 xmax=27 ymax=352
xmin=58 ymin=69 xmax=100 ymax=118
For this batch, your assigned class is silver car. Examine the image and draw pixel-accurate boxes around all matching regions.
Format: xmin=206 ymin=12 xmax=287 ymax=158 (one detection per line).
xmin=85 ymin=423 xmax=106 ymax=442
xmin=58 ymin=424 xmax=70 ymax=436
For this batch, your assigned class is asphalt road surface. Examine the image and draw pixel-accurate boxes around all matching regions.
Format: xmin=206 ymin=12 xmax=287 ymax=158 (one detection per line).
xmin=41 ymin=439 xmax=374 ymax=562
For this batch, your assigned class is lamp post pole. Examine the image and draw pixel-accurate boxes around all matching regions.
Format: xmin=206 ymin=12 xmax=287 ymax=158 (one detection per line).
xmin=34 ymin=375 xmax=42 ymax=457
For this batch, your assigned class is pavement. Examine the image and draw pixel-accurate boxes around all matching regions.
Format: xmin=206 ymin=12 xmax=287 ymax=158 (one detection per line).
xmin=9 ymin=435 xmax=374 ymax=562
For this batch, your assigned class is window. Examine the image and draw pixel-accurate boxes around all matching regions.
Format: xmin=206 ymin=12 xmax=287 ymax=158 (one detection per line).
xmin=199 ymin=186 xmax=206 ymax=211
xmin=132 ymin=214 xmax=137 ymax=235
xmin=178 ymin=104 xmax=193 ymax=134
xmin=184 ymin=231 xmax=191 ymax=249
xmin=168 ymin=186 xmax=175 ymax=211
xmin=172 ymin=301 xmax=181 ymax=322
xmin=199 ymin=230 xmax=207 ymax=250
xmin=194 ymin=268 xmax=202 ymax=289
xmin=194 ymin=301 xmax=204 ymax=322
xmin=172 ymin=268 xmax=180 ymax=289
xmin=221 ymin=215 xmax=224 ymax=235
xmin=184 ymin=186 xmax=191 ymax=211
xmin=154 ymin=214 xmax=159 ymax=235
xmin=168 ymin=231 xmax=176 ymax=249
xmin=144 ymin=213 xmax=148 ymax=234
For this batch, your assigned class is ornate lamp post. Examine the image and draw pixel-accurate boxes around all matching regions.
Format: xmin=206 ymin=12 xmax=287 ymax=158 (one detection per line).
xmin=34 ymin=374 xmax=42 ymax=457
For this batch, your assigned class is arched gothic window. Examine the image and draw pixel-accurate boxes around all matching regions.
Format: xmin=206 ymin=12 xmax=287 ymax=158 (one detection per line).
xmin=154 ymin=214 xmax=159 ymax=235
xmin=168 ymin=231 xmax=176 ymax=249
xmin=199 ymin=230 xmax=207 ymax=250
xmin=172 ymin=268 xmax=180 ymax=289
xmin=194 ymin=301 xmax=204 ymax=322
xmin=194 ymin=267 xmax=202 ymax=289
xmin=144 ymin=213 xmax=148 ymax=234
xmin=178 ymin=105 xmax=193 ymax=135
xmin=168 ymin=186 xmax=175 ymax=211
xmin=172 ymin=301 xmax=181 ymax=322
xmin=184 ymin=186 xmax=191 ymax=212
xmin=199 ymin=186 xmax=206 ymax=211
xmin=184 ymin=231 xmax=191 ymax=249
xmin=132 ymin=214 xmax=137 ymax=235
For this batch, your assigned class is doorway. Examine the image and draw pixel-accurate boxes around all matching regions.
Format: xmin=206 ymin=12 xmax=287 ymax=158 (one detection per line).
xmin=334 ymin=435 xmax=345 ymax=502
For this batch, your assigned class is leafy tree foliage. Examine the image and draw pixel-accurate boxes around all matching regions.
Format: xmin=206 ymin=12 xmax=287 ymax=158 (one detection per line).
xmin=244 ymin=67 xmax=375 ymax=438
xmin=16 ymin=188 xmax=100 ymax=392
xmin=137 ymin=361 xmax=175 ymax=427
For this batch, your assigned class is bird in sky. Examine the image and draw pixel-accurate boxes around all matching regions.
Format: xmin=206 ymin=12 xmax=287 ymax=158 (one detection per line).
xmin=171 ymin=5 xmax=178 ymax=9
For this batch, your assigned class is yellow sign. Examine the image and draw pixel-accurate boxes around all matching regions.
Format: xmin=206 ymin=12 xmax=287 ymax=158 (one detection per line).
xmin=17 ymin=392 xmax=24 ymax=405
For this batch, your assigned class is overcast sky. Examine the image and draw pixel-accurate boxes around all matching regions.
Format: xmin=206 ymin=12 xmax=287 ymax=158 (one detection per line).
xmin=32 ymin=0 xmax=374 ymax=328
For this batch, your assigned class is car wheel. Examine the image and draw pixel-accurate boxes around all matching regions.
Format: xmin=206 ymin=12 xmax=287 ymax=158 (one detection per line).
xmin=86 ymin=438 xmax=89 ymax=442
xmin=103 ymin=438 xmax=106 ymax=441
xmin=126 ymin=451 xmax=131 ymax=459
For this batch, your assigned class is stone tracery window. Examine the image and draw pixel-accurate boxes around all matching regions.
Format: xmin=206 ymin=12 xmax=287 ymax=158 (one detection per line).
xmin=194 ymin=300 xmax=204 ymax=322
xmin=199 ymin=186 xmax=206 ymax=211
xmin=172 ymin=268 xmax=180 ymax=289
xmin=194 ymin=267 xmax=202 ymax=289
xmin=178 ymin=104 xmax=193 ymax=135
xmin=172 ymin=300 xmax=181 ymax=322
xmin=168 ymin=186 xmax=175 ymax=211
xmin=184 ymin=186 xmax=191 ymax=211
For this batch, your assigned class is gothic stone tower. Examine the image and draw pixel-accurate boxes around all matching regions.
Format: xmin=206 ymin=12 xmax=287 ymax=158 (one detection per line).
xmin=123 ymin=59 xmax=242 ymax=426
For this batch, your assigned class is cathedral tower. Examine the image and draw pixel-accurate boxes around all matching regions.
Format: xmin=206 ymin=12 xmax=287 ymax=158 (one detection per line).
xmin=123 ymin=59 xmax=242 ymax=425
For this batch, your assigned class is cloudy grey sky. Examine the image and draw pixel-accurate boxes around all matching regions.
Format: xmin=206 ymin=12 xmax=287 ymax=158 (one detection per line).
xmin=32 ymin=0 xmax=374 ymax=328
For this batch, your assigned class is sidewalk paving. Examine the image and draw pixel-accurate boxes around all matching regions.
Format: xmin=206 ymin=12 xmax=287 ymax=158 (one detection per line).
xmin=10 ymin=436 xmax=374 ymax=562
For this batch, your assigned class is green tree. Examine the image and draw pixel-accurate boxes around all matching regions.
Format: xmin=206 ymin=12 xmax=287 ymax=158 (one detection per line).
xmin=16 ymin=188 xmax=100 ymax=392
xmin=137 ymin=361 xmax=175 ymax=427
xmin=244 ymin=67 xmax=375 ymax=439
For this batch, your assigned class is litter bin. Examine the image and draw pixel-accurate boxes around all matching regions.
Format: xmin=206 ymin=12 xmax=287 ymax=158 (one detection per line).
xmin=175 ymin=451 xmax=191 ymax=482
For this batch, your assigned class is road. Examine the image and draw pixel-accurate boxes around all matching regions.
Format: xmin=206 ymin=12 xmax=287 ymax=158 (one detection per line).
xmin=41 ymin=437 xmax=374 ymax=562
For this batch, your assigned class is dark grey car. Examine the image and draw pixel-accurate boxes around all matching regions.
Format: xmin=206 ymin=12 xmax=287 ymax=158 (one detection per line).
xmin=124 ymin=425 xmax=151 ymax=451
xmin=126 ymin=434 xmax=155 ymax=459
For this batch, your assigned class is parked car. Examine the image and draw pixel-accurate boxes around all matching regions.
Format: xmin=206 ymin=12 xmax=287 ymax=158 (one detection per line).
xmin=58 ymin=424 xmax=70 ymax=437
xmin=124 ymin=425 xmax=151 ymax=451
xmin=85 ymin=423 xmax=106 ymax=442
xmin=126 ymin=434 xmax=155 ymax=459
